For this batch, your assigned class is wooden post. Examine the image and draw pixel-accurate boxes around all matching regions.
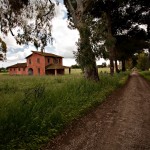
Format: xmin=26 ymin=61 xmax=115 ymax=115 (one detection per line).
xmin=55 ymin=69 xmax=57 ymax=76
xmin=69 ymin=68 xmax=71 ymax=74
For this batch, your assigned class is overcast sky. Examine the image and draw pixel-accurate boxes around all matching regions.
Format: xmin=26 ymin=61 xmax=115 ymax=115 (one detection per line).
xmin=0 ymin=1 xmax=106 ymax=68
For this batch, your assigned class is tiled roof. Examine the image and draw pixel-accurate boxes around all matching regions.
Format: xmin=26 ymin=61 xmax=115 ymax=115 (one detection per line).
xmin=26 ymin=51 xmax=63 ymax=58
xmin=7 ymin=63 xmax=27 ymax=68
xmin=46 ymin=64 xmax=70 ymax=70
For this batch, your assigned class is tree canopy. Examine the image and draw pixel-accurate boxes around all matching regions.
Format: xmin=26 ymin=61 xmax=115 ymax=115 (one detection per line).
xmin=88 ymin=0 xmax=149 ymax=72
xmin=0 ymin=0 xmax=54 ymax=51
xmin=0 ymin=37 xmax=7 ymax=61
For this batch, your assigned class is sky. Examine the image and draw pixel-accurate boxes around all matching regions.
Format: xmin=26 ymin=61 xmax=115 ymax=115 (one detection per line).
xmin=0 ymin=1 xmax=107 ymax=68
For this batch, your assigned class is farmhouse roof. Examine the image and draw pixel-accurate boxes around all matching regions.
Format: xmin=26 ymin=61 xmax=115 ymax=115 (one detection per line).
xmin=7 ymin=63 xmax=27 ymax=69
xmin=26 ymin=51 xmax=63 ymax=58
xmin=46 ymin=64 xmax=70 ymax=70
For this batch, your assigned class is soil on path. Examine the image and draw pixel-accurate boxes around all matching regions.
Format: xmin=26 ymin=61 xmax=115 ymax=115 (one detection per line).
xmin=44 ymin=72 xmax=150 ymax=150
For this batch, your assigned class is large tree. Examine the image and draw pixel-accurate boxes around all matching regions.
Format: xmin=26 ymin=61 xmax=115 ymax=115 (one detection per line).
xmin=64 ymin=0 xmax=101 ymax=81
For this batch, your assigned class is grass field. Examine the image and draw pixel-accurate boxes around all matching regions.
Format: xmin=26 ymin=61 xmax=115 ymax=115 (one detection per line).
xmin=0 ymin=69 xmax=129 ymax=149
xmin=65 ymin=68 xmax=110 ymax=75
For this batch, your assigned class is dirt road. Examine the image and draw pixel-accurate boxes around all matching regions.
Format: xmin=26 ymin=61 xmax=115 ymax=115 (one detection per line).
xmin=45 ymin=72 xmax=150 ymax=150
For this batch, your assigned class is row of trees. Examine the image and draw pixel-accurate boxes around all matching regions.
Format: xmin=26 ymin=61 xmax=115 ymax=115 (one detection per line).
xmin=0 ymin=0 xmax=149 ymax=81
xmin=72 ymin=52 xmax=150 ymax=71
xmin=65 ymin=0 xmax=149 ymax=80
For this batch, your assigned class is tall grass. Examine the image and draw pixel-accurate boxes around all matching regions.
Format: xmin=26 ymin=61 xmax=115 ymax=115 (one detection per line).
xmin=139 ymin=71 xmax=150 ymax=81
xmin=0 ymin=72 xmax=129 ymax=149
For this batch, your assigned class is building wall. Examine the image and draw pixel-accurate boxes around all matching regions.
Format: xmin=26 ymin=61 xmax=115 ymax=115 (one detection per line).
xmin=59 ymin=58 xmax=63 ymax=65
xmin=8 ymin=67 xmax=27 ymax=75
xmin=27 ymin=53 xmax=45 ymax=75
xmin=45 ymin=57 xmax=63 ymax=66
xmin=45 ymin=57 xmax=53 ymax=66
xmin=8 ymin=68 xmax=17 ymax=75
xmin=16 ymin=67 xmax=27 ymax=75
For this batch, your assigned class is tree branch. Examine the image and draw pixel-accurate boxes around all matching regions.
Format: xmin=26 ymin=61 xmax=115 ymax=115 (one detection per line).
xmin=48 ymin=0 xmax=52 ymax=5
xmin=82 ymin=0 xmax=93 ymax=13
xmin=76 ymin=0 xmax=83 ymax=13
xmin=65 ymin=0 xmax=78 ymax=26
xmin=7 ymin=11 xmax=15 ymax=36
xmin=65 ymin=0 xmax=75 ymax=14
xmin=76 ymin=0 xmax=93 ymax=13
xmin=9 ymin=28 xmax=15 ymax=36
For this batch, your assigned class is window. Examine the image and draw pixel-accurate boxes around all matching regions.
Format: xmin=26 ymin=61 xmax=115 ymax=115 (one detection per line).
xmin=29 ymin=59 xmax=31 ymax=64
xmin=23 ymin=68 xmax=25 ymax=71
xmin=48 ymin=58 xmax=50 ymax=64
xmin=37 ymin=58 xmax=40 ymax=63
xmin=18 ymin=68 xmax=20 ymax=71
xmin=38 ymin=68 xmax=40 ymax=75
xmin=53 ymin=58 xmax=58 ymax=64
xmin=10 ymin=68 xmax=12 ymax=71
xmin=58 ymin=58 xmax=60 ymax=64
xmin=14 ymin=68 xmax=15 ymax=71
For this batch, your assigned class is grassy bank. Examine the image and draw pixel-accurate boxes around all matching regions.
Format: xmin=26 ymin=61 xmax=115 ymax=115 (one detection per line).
xmin=139 ymin=71 xmax=150 ymax=81
xmin=0 ymin=72 xmax=129 ymax=149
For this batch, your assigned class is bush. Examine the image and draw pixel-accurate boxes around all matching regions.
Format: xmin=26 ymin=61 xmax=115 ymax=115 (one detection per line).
xmin=137 ymin=52 xmax=150 ymax=71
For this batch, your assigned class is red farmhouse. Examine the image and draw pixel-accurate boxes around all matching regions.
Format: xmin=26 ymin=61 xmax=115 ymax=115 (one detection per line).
xmin=7 ymin=51 xmax=71 ymax=75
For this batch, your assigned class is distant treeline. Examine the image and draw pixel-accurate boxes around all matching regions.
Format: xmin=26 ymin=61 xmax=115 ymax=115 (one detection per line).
xmin=71 ymin=64 xmax=81 ymax=69
xmin=0 ymin=67 xmax=7 ymax=72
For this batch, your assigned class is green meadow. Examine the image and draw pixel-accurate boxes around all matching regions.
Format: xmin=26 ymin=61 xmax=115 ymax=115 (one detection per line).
xmin=0 ymin=69 xmax=129 ymax=149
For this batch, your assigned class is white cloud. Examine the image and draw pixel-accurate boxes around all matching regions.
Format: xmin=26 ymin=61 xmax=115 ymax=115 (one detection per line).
xmin=1 ymin=32 xmax=24 ymax=50
xmin=52 ymin=17 xmax=79 ymax=58
xmin=97 ymin=58 xmax=110 ymax=65
xmin=63 ymin=58 xmax=76 ymax=66
xmin=51 ymin=3 xmax=79 ymax=58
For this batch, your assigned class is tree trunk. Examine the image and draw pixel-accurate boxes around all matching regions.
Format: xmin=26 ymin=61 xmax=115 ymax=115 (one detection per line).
xmin=106 ymin=12 xmax=115 ymax=76
xmin=148 ymin=25 xmax=150 ymax=67
xmin=78 ymin=24 xmax=99 ymax=81
xmin=64 ymin=0 xmax=99 ymax=81
xmin=122 ymin=59 xmax=126 ymax=72
xmin=84 ymin=65 xmax=99 ymax=81
xmin=148 ymin=48 xmax=150 ymax=61
xmin=114 ymin=48 xmax=119 ymax=73
xmin=109 ymin=53 xmax=114 ymax=75
xmin=115 ymin=59 xmax=119 ymax=73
